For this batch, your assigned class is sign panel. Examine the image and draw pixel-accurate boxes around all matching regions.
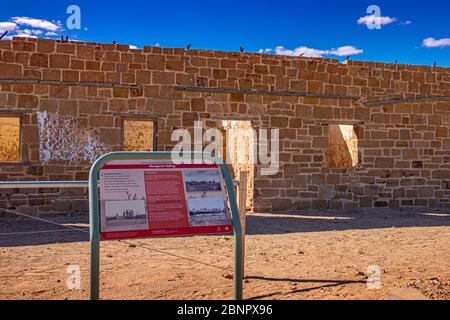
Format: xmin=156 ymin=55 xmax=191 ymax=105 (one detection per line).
xmin=99 ymin=161 xmax=232 ymax=240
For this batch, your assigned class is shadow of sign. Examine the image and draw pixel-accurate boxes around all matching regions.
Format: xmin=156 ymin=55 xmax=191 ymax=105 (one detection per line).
xmin=245 ymin=275 xmax=366 ymax=300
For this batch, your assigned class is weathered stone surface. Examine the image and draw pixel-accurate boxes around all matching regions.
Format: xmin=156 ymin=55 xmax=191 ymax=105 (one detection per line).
xmin=375 ymin=158 xmax=394 ymax=168
xmin=1 ymin=37 xmax=450 ymax=214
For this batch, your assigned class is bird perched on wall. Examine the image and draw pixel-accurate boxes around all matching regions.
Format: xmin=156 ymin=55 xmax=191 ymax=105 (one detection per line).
xmin=186 ymin=44 xmax=192 ymax=50
xmin=346 ymin=55 xmax=350 ymax=61
xmin=434 ymin=61 xmax=437 ymax=67
xmin=113 ymin=40 xmax=116 ymax=44
xmin=240 ymin=46 xmax=245 ymax=52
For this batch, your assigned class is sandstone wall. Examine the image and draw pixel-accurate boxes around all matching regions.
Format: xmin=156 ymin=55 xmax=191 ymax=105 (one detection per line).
xmin=0 ymin=37 xmax=450 ymax=214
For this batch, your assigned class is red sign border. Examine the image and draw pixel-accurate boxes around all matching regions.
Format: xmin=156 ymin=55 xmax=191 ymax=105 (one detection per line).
xmin=99 ymin=162 xmax=233 ymax=240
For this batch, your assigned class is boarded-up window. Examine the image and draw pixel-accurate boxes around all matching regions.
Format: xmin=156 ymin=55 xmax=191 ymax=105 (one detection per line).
xmin=0 ymin=116 xmax=20 ymax=162
xmin=327 ymin=124 xmax=359 ymax=168
xmin=123 ymin=120 xmax=155 ymax=151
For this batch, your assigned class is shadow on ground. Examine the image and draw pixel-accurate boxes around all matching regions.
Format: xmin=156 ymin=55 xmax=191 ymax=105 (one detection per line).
xmin=0 ymin=213 xmax=89 ymax=247
xmin=1 ymin=208 xmax=450 ymax=247
xmin=246 ymin=209 xmax=450 ymax=236
xmin=245 ymin=276 xmax=366 ymax=300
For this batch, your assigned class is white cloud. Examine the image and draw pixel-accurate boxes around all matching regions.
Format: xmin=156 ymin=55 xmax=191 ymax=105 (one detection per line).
xmin=357 ymin=15 xmax=397 ymax=27
xmin=13 ymin=33 xmax=37 ymax=38
xmin=329 ymin=46 xmax=364 ymax=56
xmin=0 ymin=22 xmax=18 ymax=33
xmin=129 ymin=45 xmax=138 ymax=49
xmin=23 ymin=29 xmax=43 ymax=36
xmin=274 ymin=46 xmax=329 ymax=58
xmin=258 ymin=48 xmax=273 ymax=54
xmin=262 ymin=45 xmax=363 ymax=58
xmin=423 ymin=37 xmax=450 ymax=48
xmin=11 ymin=16 xmax=60 ymax=32
xmin=0 ymin=16 xmax=63 ymax=39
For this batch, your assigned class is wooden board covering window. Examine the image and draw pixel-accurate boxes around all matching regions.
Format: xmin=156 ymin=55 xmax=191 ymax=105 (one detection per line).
xmin=0 ymin=116 xmax=20 ymax=162
xmin=123 ymin=120 xmax=155 ymax=152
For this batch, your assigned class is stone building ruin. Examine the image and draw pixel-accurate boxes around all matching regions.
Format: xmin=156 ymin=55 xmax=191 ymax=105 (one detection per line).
xmin=1 ymin=37 xmax=450 ymax=214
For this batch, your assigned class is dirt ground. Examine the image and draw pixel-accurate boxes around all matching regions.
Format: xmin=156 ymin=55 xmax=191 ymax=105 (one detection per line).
xmin=0 ymin=208 xmax=449 ymax=300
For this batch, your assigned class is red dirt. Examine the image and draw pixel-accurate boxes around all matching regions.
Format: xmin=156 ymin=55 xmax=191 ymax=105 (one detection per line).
xmin=0 ymin=209 xmax=449 ymax=300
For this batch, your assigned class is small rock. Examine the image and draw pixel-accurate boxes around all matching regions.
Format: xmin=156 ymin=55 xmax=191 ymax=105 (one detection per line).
xmin=222 ymin=272 xmax=233 ymax=279
xmin=356 ymin=271 xmax=366 ymax=277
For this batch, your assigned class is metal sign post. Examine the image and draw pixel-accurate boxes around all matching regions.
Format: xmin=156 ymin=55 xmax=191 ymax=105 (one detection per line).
xmin=88 ymin=152 xmax=243 ymax=300
xmin=237 ymin=171 xmax=248 ymax=279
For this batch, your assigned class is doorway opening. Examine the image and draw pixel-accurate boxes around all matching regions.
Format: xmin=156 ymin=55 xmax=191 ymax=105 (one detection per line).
xmin=221 ymin=120 xmax=255 ymax=211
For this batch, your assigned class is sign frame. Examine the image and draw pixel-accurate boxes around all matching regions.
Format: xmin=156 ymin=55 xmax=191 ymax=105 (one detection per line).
xmin=88 ymin=152 xmax=243 ymax=300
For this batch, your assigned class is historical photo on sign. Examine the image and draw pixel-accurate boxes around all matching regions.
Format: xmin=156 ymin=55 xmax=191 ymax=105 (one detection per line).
xmin=187 ymin=197 xmax=229 ymax=226
xmin=103 ymin=200 xmax=148 ymax=232
xmin=100 ymin=170 xmax=147 ymax=200
xmin=183 ymin=169 xmax=223 ymax=193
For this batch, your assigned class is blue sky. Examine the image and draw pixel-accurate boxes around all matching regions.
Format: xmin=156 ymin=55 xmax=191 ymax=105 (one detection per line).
xmin=1 ymin=0 xmax=450 ymax=66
